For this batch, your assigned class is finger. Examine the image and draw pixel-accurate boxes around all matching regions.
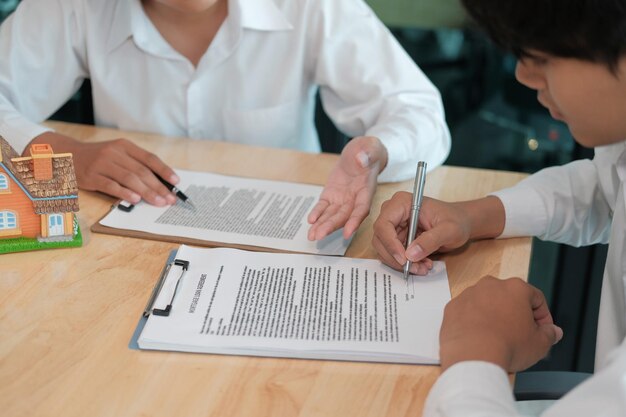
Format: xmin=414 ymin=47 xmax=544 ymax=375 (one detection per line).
xmin=308 ymin=199 xmax=330 ymax=224
xmin=372 ymin=223 xmax=408 ymax=267
xmin=410 ymin=260 xmax=431 ymax=276
xmin=372 ymin=234 xmax=405 ymax=270
xmin=534 ymin=323 xmax=563 ymax=355
xmin=407 ymin=256 xmax=433 ymax=276
xmin=123 ymin=140 xmax=179 ymax=185
xmin=423 ymin=257 xmax=433 ymax=269
xmin=308 ymin=202 xmax=342 ymax=240
xmin=373 ymin=218 xmax=409 ymax=267
xmin=529 ymin=285 xmax=555 ymax=326
xmin=112 ymin=148 xmax=174 ymax=195
xmin=352 ymin=136 xmax=387 ymax=170
xmin=528 ymin=285 xmax=562 ymax=353
xmin=342 ymin=202 xmax=371 ymax=239
xmin=93 ymin=174 xmax=142 ymax=204
xmin=108 ymin=144 xmax=179 ymax=205
xmin=310 ymin=204 xmax=352 ymax=241
xmin=371 ymin=192 xmax=413 ymax=264
xmin=406 ymin=222 xmax=460 ymax=262
xmin=109 ymin=160 xmax=172 ymax=206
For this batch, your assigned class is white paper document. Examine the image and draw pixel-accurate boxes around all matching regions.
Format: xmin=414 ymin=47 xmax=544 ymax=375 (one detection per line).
xmin=138 ymin=245 xmax=452 ymax=364
xmin=99 ymin=170 xmax=351 ymax=255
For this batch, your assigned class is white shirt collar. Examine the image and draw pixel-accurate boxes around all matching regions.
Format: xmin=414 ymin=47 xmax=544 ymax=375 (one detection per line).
xmin=106 ymin=0 xmax=292 ymax=54
xmin=106 ymin=0 xmax=133 ymax=53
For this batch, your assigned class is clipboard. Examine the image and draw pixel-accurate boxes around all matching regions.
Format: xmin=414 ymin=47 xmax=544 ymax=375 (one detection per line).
xmin=129 ymin=249 xmax=187 ymax=350
xmin=129 ymin=244 xmax=449 ymax=364
xmin=90 ymin=168 xmax=351 ymax=256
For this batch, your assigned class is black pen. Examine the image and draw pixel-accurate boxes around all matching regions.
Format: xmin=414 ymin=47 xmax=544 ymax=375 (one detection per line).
xmin=154 ymin=172 xmax=195 ymax=208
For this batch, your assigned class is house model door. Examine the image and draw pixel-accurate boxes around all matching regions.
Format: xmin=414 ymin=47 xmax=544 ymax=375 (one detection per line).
xmin=48 ymin=214 xmax=64 ymax=236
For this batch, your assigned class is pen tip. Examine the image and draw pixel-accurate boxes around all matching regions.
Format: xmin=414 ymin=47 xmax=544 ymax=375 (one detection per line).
xmin=403 ymin=262 xmax=411 ymax=280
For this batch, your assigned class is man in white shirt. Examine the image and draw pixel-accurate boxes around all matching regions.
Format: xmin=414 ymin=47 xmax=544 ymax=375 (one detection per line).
xmin=0 ymin=0 xmax=450 ymax=240
xmin=371 ymin=0 xmax=626 ymax=415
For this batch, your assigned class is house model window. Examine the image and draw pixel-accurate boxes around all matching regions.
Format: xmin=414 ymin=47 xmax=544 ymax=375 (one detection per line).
xmin=0 ymin=173 xmax=8 ymax=190
xmin=0 ymin=211 xmax=17 ymax=230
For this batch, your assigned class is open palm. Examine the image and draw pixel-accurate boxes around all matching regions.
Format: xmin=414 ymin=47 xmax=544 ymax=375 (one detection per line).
xmin=307 ymin=136 xmax=387 ymax=240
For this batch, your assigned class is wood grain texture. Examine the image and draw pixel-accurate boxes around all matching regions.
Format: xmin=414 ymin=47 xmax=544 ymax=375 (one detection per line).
xmin=0 ymin=122 xmax=531 ymax=417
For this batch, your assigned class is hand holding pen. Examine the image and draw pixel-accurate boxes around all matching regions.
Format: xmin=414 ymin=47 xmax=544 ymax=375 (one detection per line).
xmin=373 ymin=168 xmax=489 ymax=276
xmin=154 ymin=173 xmax=195 ymax=208
xmin=118 ymin=170 xmax=194 ymax=211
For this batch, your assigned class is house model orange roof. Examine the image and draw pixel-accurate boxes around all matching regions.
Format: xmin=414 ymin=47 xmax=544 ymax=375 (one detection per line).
xmin=0 ymin=135 xmax=79 ymax=241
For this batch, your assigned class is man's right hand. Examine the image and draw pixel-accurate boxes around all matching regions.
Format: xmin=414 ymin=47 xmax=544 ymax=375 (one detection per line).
xmin=439 ymin=276 xmax=563 ymax=372
xmin=372 ymin=192 xmax=506 ymax=275
xmin=30 ymin=132 xmax=178 ymax=206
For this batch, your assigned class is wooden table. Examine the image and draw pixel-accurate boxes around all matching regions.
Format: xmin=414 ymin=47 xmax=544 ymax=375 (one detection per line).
xmin=1 ymin=122 xmax=530 ymax=417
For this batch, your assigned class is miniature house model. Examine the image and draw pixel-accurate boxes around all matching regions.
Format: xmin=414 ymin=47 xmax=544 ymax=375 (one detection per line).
xmin=0 ymin=135 xmax=79 ymax=242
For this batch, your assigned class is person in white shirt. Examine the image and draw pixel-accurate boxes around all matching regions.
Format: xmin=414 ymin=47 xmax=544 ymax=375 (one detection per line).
xmin=371 ymin=0 xmax=626 ymax=415
xmin=0 ymin=0 xmax=450 ymax=241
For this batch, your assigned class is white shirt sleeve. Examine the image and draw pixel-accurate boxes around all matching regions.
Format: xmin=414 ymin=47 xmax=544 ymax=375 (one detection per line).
xmin=491 ymin=144 xmax=621 ymax=246
xmin=309 ymin=0 xmax=451 ymax=182
xmin=0 ymin=0 xmax=88 ymax=153
xmin=424 ymin=362 xmax=521 ymax=417
xmin=424 ymin=341 xmax=626 ymax=417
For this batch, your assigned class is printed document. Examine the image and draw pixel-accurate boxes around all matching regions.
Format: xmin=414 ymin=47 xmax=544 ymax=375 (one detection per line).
xmin=99 ymin=170 xmax=350 ymax=255
xmin=138 ymin=245 xmax=451 ymax=364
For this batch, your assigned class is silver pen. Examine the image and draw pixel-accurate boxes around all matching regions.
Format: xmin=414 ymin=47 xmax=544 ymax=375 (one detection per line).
xmin=403 ymin=161 xmax=427 ymax=280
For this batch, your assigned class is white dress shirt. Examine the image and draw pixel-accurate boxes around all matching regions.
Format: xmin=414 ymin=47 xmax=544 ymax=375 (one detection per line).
xmin=424 ymin=142 xmax=626 ymax=417
xmin=0 ymin=0 xmax=450 ymax=182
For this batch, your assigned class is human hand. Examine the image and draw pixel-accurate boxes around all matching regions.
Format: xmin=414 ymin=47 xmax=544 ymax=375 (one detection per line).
xmin=439 ymin=276 xmax=563 ymax=372
xmin=307 ymin=136 xmax=388 ymax=240
xmin=372 ymin=193 xmax=474 ymax=275
xmin=30 ymin=132 xmax=178 ymax=206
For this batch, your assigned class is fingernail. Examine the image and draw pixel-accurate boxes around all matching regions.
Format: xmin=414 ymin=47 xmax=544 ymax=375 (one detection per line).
xmin=166 ymin=194 xmax=176 ymax=204
xmin=406 ymin=244 xmax=425 ymax=261
xmin=356 ymin=151 xmax=369 ymax=168
xmin=169 ymin=174 xmax=180 ymax=183
xmin=393 ymin=253 xmax=405 ymax=266
xmin=129 ymin=193 xmax=141 ymax=204
xmin=554 ymin=326 xmax=564 ymax=344
xmin=154 ymin=196 xmax=166 ymax=206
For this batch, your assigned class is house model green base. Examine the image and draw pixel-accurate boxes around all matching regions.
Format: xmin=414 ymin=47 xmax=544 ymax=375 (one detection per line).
xmin=0 ymin=221 xmax=82 ymax=254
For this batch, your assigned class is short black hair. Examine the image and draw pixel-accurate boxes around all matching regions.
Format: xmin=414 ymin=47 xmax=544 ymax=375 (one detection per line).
xmin=461 ymin=0 xmax=626 ymax=68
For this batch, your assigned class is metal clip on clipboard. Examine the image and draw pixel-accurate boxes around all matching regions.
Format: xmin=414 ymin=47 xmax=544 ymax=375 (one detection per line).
xmin=117 ymin=200 xmax=135 ymax=212
xmin=143 ymin=258 xmax=190 ymax=317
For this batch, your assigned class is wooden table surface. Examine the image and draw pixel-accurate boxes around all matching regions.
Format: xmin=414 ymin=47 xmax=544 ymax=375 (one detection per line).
xmin=0 ymin=122 xmax=530 ymax=417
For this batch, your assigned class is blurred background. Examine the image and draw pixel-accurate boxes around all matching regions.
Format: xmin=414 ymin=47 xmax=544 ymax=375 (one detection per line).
xmin=0 ymin=0 xmax=606 ymax=374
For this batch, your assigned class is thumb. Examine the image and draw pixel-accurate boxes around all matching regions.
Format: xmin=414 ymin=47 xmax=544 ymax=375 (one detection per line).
xmin=536 ymin=323 xmax=564 ymax=351
xmin=355 ymin=150 xmax=372 ymax=169
xmin=352 ymin=137 xmax=386 ymax=169
xmin=406 ymin=223 xmax=457 ymax=262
